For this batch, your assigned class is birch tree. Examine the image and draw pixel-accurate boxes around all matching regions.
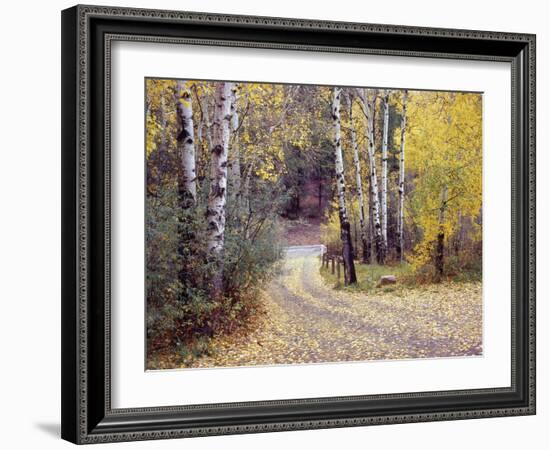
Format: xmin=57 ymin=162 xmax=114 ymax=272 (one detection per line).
xmin=202 ymin=98 xmax=213 ymax=152
xmin=175 ymin=81 xmax=197 ymax=287
xmin=175 ymin=81 xmax=197 ymax=205
xmin=206 ymin=82 xmax=233 ymax=297
xmin=344 ymin=90 xmax=368 ymax=263
xmin=367 ymin=176 xmax=375 ymax=264
xmin=228 ymin=83 xmax=241 ymax=198
xmin=397 ymin=90 xmax=408 ymax=262
xmin=332 ymin=87 xmax=357 ymax=285
xmin=381 ymin=90 xmax=390 ymax=247
xmin=191 ymin=84 xmax=213 ymax=181
xmin=357 ymin=88 xmax=385 ymax=264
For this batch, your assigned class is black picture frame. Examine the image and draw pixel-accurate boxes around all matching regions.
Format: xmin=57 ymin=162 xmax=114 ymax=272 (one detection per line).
xmin=61 ymin=4 xmax=536 ymax=444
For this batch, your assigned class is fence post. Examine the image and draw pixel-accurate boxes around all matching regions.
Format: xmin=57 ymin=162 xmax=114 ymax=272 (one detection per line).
xmin=331 ymin=257 xmax=335 ymax=274
xmin=337 ymin=258 xmax=341 ymax=284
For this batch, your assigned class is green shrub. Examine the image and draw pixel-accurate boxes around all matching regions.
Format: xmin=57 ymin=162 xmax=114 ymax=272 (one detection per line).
xmin=146 ymin=177 xmax=285 ymax=367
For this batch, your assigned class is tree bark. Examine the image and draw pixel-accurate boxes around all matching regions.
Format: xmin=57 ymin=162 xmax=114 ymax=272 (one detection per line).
xmin=175 ymin=81 xmax=197 ymax=205
xmin=207 ymin=82 xmax=232 ymax=297
xmin=435 ymin=185 xmax=448 ymax=280
xmin=228 ymin=84 xmax=241 ymax=199
xmin=367 ymin=175 xmax=374 ymax=264
xmin=358 ymin=89 xmax=385 ymax=264
xmin=397 ymin=90 xmax=408 ymax=262
xmin=381 ymin=90 xmax=390 ymax=248
xmin=332 ymin=87 xmax=357 ymax=285
xmin=175 ymin=81 xmax=197 ymax=289
xmin=203 ymin=100 xmax=213 ymax=152
xmin=345 ymin=91 xmax=368 ymax=263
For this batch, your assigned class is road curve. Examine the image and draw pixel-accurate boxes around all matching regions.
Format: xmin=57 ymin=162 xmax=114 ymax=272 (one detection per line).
xmin=189 ymin=246 xmax=482 ymax=368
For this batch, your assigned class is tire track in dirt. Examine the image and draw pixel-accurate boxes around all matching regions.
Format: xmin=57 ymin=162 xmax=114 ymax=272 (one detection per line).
xmin=189 ymin=246 xmax=482 ymax=368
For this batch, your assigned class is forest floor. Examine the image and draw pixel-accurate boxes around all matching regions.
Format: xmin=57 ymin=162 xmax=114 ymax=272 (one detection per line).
xmin=186 ymin=246 xmax=483 ymax=368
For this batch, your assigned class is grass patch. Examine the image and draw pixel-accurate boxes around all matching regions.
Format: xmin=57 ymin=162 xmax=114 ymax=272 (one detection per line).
xmin=320 ymin=261 xmax=413 ymax=293
xmin=320 ymin=259 xmax=482 ymax=293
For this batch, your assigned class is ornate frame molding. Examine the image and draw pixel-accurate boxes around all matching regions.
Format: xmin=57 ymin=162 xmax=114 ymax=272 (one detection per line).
xmin=61 ymin=4 xmax=536 ymax=444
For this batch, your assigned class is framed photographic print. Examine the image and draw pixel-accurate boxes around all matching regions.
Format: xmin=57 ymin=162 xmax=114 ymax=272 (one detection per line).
xmin=61 ymin=4 xmax=536 ymax=444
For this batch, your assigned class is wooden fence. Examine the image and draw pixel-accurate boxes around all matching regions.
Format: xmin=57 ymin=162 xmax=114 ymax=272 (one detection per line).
xmin=320 ymin=253 xmax=343 ymax=284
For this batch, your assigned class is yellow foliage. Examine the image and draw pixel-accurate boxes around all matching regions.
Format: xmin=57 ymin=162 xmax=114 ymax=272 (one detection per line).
xmin=404 ymin=91 xmax=482 ymax=270
xmin=320 ymin=201 xmax=341 ymax=254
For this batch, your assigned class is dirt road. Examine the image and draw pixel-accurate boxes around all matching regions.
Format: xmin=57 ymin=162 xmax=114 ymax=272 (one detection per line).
xmin=189 ymin=246 xmax=482 ymax=368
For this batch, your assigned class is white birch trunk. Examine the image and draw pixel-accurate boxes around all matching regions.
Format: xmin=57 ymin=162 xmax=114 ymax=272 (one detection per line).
xmin=175 ymin=81 xmax=197 ymax=205
xmin=398 ymin=90 xmax=408 ymax=262
xmin=332 ymin=87 xmax=357 ymax=285
xmin=202 ymin=99 xmax=213 ymax=152
xmin=228 ymin=84 xmax=241 ymax=197
xmin=368 ymin=178 xmax=374 ymax=264
xmin=175 ymin=82 xmax=197 ymax=289
xmin=207 ymin=82 xmax=233 ymax=296
xmin=344 ymin=91 xmax=368 ymax=263
xmin=381 ymin=90 xmax=390 ymax=247
xmin=197 ymin=115 xmax=203 ymax=145
xmin=358 ymin=88 xmax=385 ymax=264
xmin=333 ymin=87 xmax=347 ymax=225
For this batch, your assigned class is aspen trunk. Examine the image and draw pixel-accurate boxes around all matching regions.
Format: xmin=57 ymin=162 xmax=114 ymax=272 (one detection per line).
xmin=345 ymin=91 xmax=368 ymax=263
xmin=201 ymin=98 xmax=213 ymax=153
xmin=367 ymin=176 xmax=374 ymax=264
xmin=175 ymin=82 xmax=197 ymax=290
xmin=159 ymin=95 xmax=168 ymax=170
xmin=207 ymin=82 xmax=232 ymax=297
xmin=332 ymin=87 xmax=357 ymax=285
xmin=243 ymin=159 xmax=254 ymax=212
xmin=358 ymin=89 xmax=385 ymax=264
xmin=175 ymin=81 xmax=197 ymax=205
xmin=381 ymin=90 xmax=390 ymax=247
xmin=197 ymin=111 xmax=203 ymax=145
xmin=435 ymin=186 xmax=448 ymax=280
xmin=228 ymin=84 xmax=241 ymax=198
xmin=397 ymin=90 xmax=408 ymax=262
